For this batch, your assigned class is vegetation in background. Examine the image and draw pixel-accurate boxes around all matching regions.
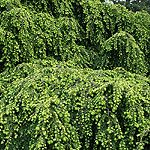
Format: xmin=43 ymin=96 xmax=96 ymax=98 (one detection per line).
xmin=110 ymin=0 xmax=150 ymax=13
xmin=0 ymin=0 xmax=150 ymax=149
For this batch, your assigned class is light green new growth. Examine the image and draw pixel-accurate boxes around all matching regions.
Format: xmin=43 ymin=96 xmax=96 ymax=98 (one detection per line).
xmin=0 ymin=0 xmax=150 ymax=149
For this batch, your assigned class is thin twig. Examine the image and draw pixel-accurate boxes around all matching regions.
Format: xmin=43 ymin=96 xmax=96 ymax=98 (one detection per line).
xmin=136 ymin=127 xmax=150 ymax=150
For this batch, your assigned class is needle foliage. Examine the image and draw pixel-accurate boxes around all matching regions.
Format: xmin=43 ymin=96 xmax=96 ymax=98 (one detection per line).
xmin=0 ymin=0 xmax=150 ymax=149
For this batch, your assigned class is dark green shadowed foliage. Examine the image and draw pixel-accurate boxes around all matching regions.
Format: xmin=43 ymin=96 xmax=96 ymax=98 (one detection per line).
xmin=0 ymin=0 xmax=150 ymax=150
xmin=99 ymin=31 xmax=148 ymax=75
xmin=80 ymin=1 xmax=150 ymax=73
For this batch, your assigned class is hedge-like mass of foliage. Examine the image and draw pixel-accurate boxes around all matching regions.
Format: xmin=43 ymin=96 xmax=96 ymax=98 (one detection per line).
xmin=0 ymin=59 xmax=150 ymax=150
xmin=0 ymin=0 xmax=150 ymax=150
xmin=0 ymin=0 xmax=150 ymax=73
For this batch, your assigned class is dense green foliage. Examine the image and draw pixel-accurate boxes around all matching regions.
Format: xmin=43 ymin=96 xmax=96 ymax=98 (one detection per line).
xmin=0 ymin=0 xmax=150 ymax=74
xmin=111 ymin=0 xmax=150 ymax=13
xmin=0 ymin=0 xmax=150 ymax=149
xmin=1 ymin=60 xmax=150 ymax=149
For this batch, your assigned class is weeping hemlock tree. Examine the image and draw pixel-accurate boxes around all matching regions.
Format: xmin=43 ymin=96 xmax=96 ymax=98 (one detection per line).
xmin=0 ymin=0 xmax=150 ymax=150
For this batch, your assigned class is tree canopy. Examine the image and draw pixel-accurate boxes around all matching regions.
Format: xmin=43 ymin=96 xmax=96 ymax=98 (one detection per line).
xmin=110 ymin=0 xmax=150 ymax=13
xmin=0 ymin=0 xmax=150 ymax=149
